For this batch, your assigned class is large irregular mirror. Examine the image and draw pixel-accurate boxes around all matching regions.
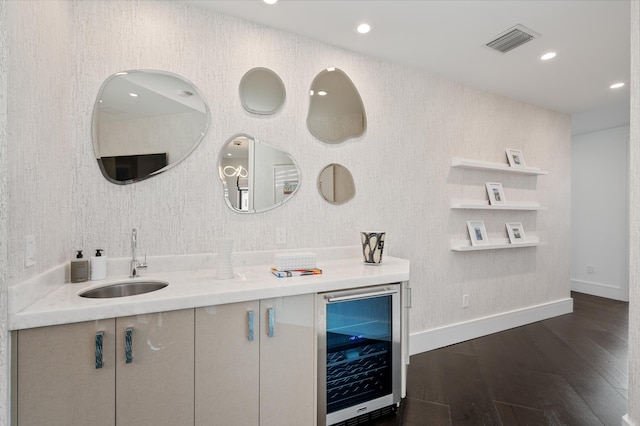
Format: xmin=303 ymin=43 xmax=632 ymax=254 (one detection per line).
xmin=219 ymin=134 xmax=300 ymax=213
xmin=307 ymin=67 xmax=366 ymax=144
xmin=317 ymin=163 xmax=356 ymax=205
xmin=239 ymin=67 xmax=286 ymax=115
xmin=92 ymin=70 xmax=209 ymax=184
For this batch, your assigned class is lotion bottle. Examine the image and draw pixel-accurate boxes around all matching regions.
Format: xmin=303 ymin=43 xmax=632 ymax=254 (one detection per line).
xmin=70 ymin=250 xmax=89 ymax=283
xmin=90 ymin=249 xmax=107 ymax=280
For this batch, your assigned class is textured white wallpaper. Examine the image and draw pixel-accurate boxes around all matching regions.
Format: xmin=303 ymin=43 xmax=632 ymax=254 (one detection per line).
xmin=0 ymin=1 xmax=8 ymax=423
xmin=3 ymin=1 xmax=73 ymax=423
xmin=6 ymin=0 xmax=72 ymax=285
xmin=628 ymin=2 xmax=639 ymax=424
xmin=61 ymin=1 xmax=571 ymax=334
xmin=3 ymin=2 xmax=574 ymax=417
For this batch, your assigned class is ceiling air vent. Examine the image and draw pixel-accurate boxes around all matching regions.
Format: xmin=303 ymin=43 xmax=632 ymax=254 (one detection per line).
xmin=486 ymin=24 xmax=540 ymax=54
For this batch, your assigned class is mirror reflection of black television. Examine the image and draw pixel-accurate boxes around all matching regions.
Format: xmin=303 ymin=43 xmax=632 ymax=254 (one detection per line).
xmin=100 ymin=153 xmax=168 ymax=183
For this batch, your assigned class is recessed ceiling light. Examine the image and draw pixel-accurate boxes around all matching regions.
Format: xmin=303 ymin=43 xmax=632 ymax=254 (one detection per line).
xmin=115 ymin=72 xmax=128 ymax=76
xmin=263 ymin=0 xmax=277 ymax=4
xmin=357 ymin=23 xmax=371 ymax=34
xmin=326 ymin=67 xmax=336 ymax=72
xmin=129 ymin=93 xmax=138 ymax=97
xmin=610 ymin=82 xmax=625 ymax=89
xmin=540 ymin=52 xmax=556 ymax=61
xmin=317 ymin=91 xmax=328 ymax=96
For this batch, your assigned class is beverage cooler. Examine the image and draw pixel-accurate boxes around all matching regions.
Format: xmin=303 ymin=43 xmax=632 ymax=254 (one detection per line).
xmin=317 ymin=283 xmax=403 ymax=426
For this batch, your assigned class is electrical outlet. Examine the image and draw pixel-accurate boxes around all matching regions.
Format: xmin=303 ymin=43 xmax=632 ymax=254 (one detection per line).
xmin=587 ymin=265 xmax=595 ymax=274
xmin=462 ymin=293 xmax=469 ymax=308
xmin=276 ymin=227 xmax=287 ymax=245
xmin=24 ymin=235 xmax=36 ymax=267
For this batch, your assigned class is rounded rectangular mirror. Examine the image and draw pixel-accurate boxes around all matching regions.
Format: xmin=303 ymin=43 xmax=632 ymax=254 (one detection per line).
xmin=92 ymin=70 xmax=210 ymax=184
xmin=239 ymin=67 xmax=286 ymax=115
xmin=219 ymin=134 xmax=301 ymax=213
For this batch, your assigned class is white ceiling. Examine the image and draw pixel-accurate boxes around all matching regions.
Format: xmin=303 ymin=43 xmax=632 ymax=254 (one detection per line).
xmin=188 ymin=0 xmax=630 ymax=119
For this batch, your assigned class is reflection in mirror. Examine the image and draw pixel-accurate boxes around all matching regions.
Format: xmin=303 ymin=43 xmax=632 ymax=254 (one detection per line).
xmin=318 ymin=163 xmax=355 ymax=205
xmin=307 ymin=67 xmax=366 ymax=144
xmin=92 ymin=70 xmax=209 ymax=184
xmin=219 ymin=134 xmax=301 ymax=213
xmin=239 ymin=67 xmax=286 ymax=115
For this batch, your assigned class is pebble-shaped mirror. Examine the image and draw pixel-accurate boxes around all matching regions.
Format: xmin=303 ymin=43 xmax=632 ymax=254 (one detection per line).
xmin=317 ymin=163 xmax=356 ymax=205
xmin=239 ymin=67 xmax=286 ymax=115
xmin=92 ymin=70 xmax=209 ymax=184
xmin=219 ymin=134 xmax=301 ymax=213
xmin=307 ymin=68 xmax=366 ymax=144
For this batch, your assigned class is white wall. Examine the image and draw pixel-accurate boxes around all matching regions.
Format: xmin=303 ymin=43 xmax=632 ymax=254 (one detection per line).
xmin=626 ymin=2 xmax=639 ymax=425
xmin=64 ymin=0 xmax=571 ymax=330
xmin=572 ymin=100 xmax=630 ymax=137
xmin=0 ymin=1 xmax=8 ymax=423
xmin=571 ymin=126 xmax=629 ymax=301
xmin=2 ymin=1 xmax=73 ymax=423
xmin=1 ymin=1 xmax=573 ymax=420
xmin=6 ymin=0 xmax=72 ymax=285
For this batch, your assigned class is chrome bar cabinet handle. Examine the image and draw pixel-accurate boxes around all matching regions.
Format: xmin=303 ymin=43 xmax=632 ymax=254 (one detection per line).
xmin=267 ymin=308 xmax=275 ymax=337
xmin=125 ymin=327 xmax=133 ymax=364
xmin=248 ymin=310 xmax=255 ymax=341
xmin=95 ymin=331 xmax=105 ymax=369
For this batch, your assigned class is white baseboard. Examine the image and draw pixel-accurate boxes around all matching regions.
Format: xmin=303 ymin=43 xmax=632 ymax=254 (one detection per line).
xmin=409 ymin=297 xmax=573 ymax=355
xmin=571 ymin=278 xmax=628 ymax=302
xmin=623 ymin=414 xmax=636 ymax=426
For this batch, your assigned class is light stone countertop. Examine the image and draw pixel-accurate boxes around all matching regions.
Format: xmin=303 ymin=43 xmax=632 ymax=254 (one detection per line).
xmin=9 ymin=251 xmax=410 ymax=330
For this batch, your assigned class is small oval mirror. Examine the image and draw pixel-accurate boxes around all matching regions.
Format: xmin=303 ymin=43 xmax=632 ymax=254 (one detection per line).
xmin=307 ymin=68 xmax=366 ymax=144
xmin=317 ymin=163 xmax=355 ymax=205
xmin=239 ymin=67 xmax=286 ymax=115
xmin=219 ymin=134 xmax=300 ymax=213
xmin=92 ymin=70 xmax=209 ymax=184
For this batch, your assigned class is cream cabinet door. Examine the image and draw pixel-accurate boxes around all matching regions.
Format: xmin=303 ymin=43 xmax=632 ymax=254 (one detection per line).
xmin=260 ymin=294 xmax=316 ymax=426
xmin=195 ymin=301 xmax=260 ymax=426
xmin=195 ymin=295 xmax=316 ymax=426
xmin=15 ymin=319 xmax=116 ymax=426
xmin=115 ymin=309 xmax=195 ymax=426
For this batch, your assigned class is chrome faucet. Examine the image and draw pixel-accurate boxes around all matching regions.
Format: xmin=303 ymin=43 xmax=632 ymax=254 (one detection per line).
xmin=130 ymin=228 xmax=147 ymax=277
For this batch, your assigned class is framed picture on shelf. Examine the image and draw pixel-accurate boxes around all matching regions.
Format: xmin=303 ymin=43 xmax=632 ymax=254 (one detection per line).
xmin=506 ymin=148 xmax=526 ymax=168
xmin=467 ymin=220 xmax=489 ymax=246
xmin=486 ymin=182 xmax=506 ymax=205
xmin=506 ymin=222 xmax=526 ymax=244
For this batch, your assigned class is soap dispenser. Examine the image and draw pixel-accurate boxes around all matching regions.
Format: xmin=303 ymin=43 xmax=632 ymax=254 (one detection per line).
xmin=70 ymin=250 xmax=89 ymax=283
xmin=90 ymin=249 xmax=107 ymax=280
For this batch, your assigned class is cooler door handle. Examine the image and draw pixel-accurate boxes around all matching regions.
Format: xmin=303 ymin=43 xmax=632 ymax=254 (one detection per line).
xmin=327 ymin=288 xmax=398 ymax=303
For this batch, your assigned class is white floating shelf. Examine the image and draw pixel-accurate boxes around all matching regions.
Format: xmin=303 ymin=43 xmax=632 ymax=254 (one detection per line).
xmin=451 ymin=199 xmax=547 ymax=211
xmin=451 ymin=158 xmax=548 ymax=175
xmin=451 ymin=237 xmax=544 ymax=252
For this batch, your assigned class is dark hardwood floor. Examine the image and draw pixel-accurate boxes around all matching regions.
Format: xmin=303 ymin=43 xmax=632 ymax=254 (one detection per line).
xmin=372 ymin=292 xmax=629 ymax=425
